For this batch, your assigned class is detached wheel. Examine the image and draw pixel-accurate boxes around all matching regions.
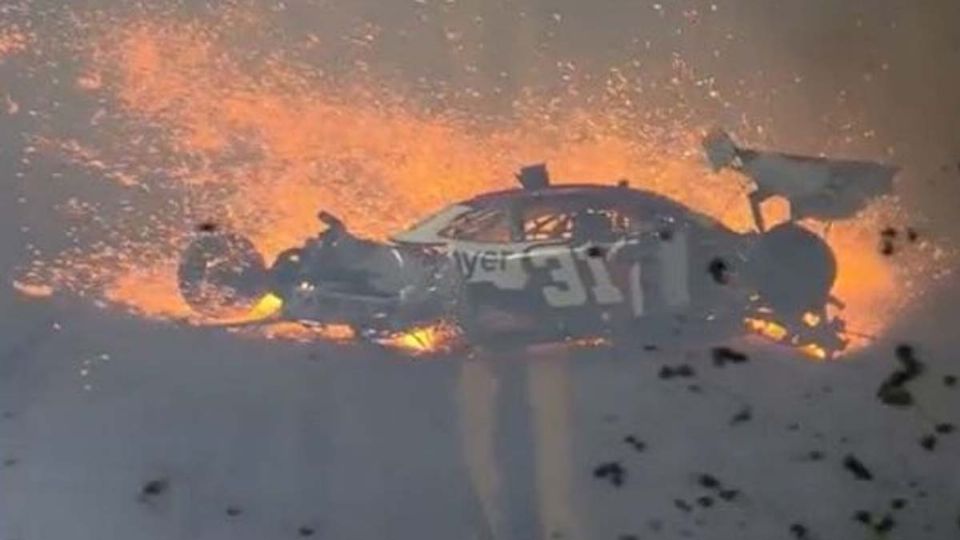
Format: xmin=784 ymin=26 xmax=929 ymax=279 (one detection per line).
xmin=178 ymin=232 xmax=268 ymax=317
xmin=749 ymin=223 xmax=837 ymax=316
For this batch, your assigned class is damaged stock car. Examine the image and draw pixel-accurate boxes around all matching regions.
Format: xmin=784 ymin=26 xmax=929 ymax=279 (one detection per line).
xmin=179 ymin=151 xmax=895 ymax=358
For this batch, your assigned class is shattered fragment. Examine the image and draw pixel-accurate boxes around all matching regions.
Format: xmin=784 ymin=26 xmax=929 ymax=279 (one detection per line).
xmin=853 ymin=510 xmax=873 ymax=524
xmin=660 ymin=364 xmax=696 ymax=380
xmin=585 ymin=245 xmax=606 ymax=258
xmin=593 ymin=462 xmax=626 ymax=487
xmin=139 ymin=478 xmax=169 ymax=502
xmin=142 ymin=479 xmax=167 ymax=496
xmin=874 ymin=514 xmax=896 ymax=534
xmin=842 ymin=454 xmax=874 ymax=481
xmin=895 ymin=344 xmax=924 ymax=375
xmin=697 ymin=474 xmax=721 ymax=489
xmin=789 ymin=523 xmax=810 ymax=539
xmin=707 ymin=257 xmax=730 ymax=284
xmin=877 ymin=344 xmax=926 ymax=408
xmin=730 ymin=406 xmax=753 ymax=425
xmin=880 ymin=240 xmax=895 ymax=256
xmin=935 ymin=423 xmax=955 ymax=434
xmin=675 ymin=364 xmax=695 ymax=378
xmin=718 ymin=489 xmax=740 ymax=502
xmin=712 ymin=347 xmax=749 ymax=367
xmin=623 ymin=435 xmax=647 ymax=453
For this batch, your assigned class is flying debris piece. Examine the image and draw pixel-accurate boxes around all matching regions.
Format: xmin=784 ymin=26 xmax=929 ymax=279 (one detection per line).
xmin=877 ymin=344 xmax=926 ymax=408
xmin=659 ymin=364 xmax=696 ymax=380
xmin=585 ymin=245 xmax=606 ymax=258
xmin=935 ymin=423 xmax=956 ymax=435
xmin=712 ymin=347 xmax=749 ymax=367
xmin=697 ymin=474 xmax=720 ymax=489
xmin=139 ymin=478 xmax=169 ymax=502
xmin=593 ymin=461 xmax=627 ymax=487
xmin=842 ymin=454 xmax=874 ymax=481
xmin=703 ymin=129 xmax=897 ymax=231
xmin=623 ymin=435 xmax=647 ymax=452
xmin=729 ymin=406 xmax=753 ymax=425
xmin=874 ymin=514 xmax=897 ymax=534
xmin=707 ymin=257 xmax=730 ymax=284
xmin=789 ymin=523 xmax=810 ymax=539
xmin=717 ymin=489 xmax=740 ymax=502
xmin=197 ymin=221 xmax=219 ymax=233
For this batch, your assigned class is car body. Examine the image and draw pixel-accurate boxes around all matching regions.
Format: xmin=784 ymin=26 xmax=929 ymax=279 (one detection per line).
xmin=178 ymin=166 xmax=847 ymax=356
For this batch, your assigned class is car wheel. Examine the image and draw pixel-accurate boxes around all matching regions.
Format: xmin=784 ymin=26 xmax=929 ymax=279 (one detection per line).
xmin=748 ymin=223 xmax=837 ymax=316
xmin=269 ymin=248 xmax=304 ymax=294
xmin=178 ymin=231 xmax=268 ymax=317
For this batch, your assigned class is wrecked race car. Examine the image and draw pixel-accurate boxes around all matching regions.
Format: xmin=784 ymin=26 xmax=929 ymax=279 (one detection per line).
xmin=178 ymin=164 xmax=853 ymax=357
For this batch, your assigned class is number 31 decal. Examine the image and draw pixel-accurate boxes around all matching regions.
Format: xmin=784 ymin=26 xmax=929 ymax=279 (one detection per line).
xmin=528 ymin=233 xmax=689 ymax=316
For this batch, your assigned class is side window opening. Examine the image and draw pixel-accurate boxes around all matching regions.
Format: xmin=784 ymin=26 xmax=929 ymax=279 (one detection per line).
xmin=522 ymin=197 xmax=637 ymax=242
xmin=524 ymin=211 xmax=575 ymax=241
xmin=438 ymin=207 xmax=512 ymax=243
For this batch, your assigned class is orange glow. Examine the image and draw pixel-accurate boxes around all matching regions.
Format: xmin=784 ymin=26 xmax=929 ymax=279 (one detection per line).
xmin=746 ymin=318 xmax=789 ymax=342
xmin=0 ymin=28 xmax=30 ymax=61
xmin=745 ymin=318 xmax=831 ymax=361
xmin=260 ymin=322 xmax=356 ymax=343
xmin=14 ymin=11 xmax=944 ymax=358
xmin=381 ymin=323 xmax=462 ymax=356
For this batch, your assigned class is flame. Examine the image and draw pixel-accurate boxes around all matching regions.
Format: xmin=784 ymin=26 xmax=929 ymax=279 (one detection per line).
xmin=381 ymin=323 xmax=462 ymax=356
xmin=10 ymin=9 xmax=945 ymax=358
xmin=745 ymin=318 xmax=828 ymax=361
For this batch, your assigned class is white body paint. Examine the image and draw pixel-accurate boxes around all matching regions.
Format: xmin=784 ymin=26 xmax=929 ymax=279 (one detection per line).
xmin=391 ymin=194 xmax=694 ymax=318
xmin=445 ymin=233 xmax=689 ymax=317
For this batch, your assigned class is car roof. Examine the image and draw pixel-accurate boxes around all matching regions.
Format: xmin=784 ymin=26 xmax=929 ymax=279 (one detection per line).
xmin=462 ymin=183 xmax=689 ymax=211
xmin=391 ymin=183 xmax=718 ymax=245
